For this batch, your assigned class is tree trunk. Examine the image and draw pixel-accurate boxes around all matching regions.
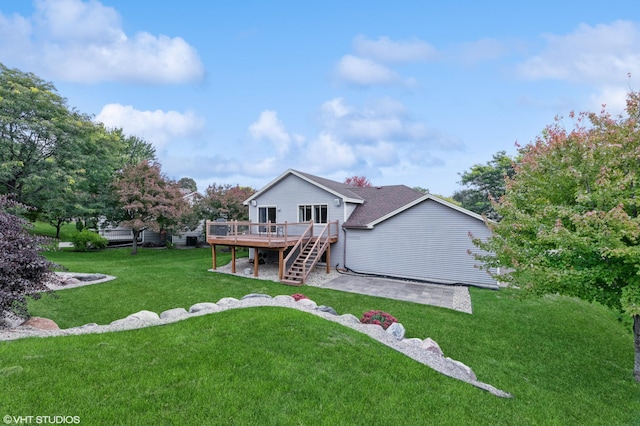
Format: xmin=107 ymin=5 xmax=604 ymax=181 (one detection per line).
xmin=54 ymin=220 xmax=62 ymax=240
xmin=635 ymin=315 xmax=640 ymax=382
xmin=131 ymin=230 xmax=140 ymax=255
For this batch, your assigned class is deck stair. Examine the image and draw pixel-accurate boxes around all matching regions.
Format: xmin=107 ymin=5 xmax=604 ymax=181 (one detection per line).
xmin=281 ymin=234 xmax=330 ymax=286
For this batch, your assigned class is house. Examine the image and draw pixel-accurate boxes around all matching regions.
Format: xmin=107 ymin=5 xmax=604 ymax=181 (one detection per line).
xmin=171 ymin=189 xmax=205 ymax=246
xmin=99 ymin=189 xmax=205 ymax=247
xmin=206 ymin=169 xmax=498 ymax=289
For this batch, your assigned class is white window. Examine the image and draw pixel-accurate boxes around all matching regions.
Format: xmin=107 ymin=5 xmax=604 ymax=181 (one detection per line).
xmin=298 ymin=204 xmax=327 ymax=223
xmin=258 ymin=206 xmax=276 ymax=223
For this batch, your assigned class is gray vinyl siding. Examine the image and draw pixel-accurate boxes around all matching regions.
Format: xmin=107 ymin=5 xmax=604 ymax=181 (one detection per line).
xmin=172 ymin=220 xmax=205 ymax=245
xmin=344 ymin=200 xmax=497 ymax=288
xmin=248 ymin=174 xmax=346 ymax=267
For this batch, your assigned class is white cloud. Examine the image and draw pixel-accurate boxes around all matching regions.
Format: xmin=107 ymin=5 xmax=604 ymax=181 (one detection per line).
xmin=334 ymin=35 xmax=434 ymax=87
xmin=302 ymin=97 xmax=462 ymax=180
xmin=588 ymin=86 xmax=630 ymax=115
xmin=303 ymin=132 xmax=357 ymax=171
xmin=319 ymin=97 xmax=454 ymax=148
xmin=353 ymin=35 xmax=437 ymax=63
xmin=0 ymin=12 xmax=33 ymax=59
xmin=95 ymin=103 xmax=205 ymax=150
xmin=517 ymin=20 xmax=640 ymax=85
xmin=0 ymin=0 xmax=204 ymax=84
xmin=334 ymin=55 xmax=401 ymax=86
xmin=321 ymin=98 xmax=351 ymax=118
xmin=248 ymin=110 xmax=292 ymax=155
xmin=355 ymin=141 xmax=398 ymax=166
xmin=35 ymin=0 xmax=124 ymax=43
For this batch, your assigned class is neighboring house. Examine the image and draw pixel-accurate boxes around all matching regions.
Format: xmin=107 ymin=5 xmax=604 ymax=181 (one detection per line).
xmin=208 ymin=169 xmax=497 ymax=288
xmin=97 ymin=221 xmax=164 ymax=245
xmin=171 ymin=189 xmax=206 ymax=246
xmin=99 ymin=189 xmax=205 ymax=247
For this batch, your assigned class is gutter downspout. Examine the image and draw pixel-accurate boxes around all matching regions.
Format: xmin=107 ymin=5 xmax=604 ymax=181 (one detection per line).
xmin=342 ymin=225 xmax=347 ymax=270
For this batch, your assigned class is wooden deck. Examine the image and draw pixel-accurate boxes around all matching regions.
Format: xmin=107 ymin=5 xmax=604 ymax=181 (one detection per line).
xmin=205 ymin=220 xmax=339 ymax=280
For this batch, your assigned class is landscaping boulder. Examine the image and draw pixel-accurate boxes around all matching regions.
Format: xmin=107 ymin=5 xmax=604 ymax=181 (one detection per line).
xmin=216 ymin=297 xmax=239 ymax=306
xmin=386 ymin=322 xmax=406 ymax=340
xmin=126 ymin=310 xmax=160 ymax=322
xmin=160 ymin=308 xmax=188 ymax=319
xmin=20 ymin=317 xmax=59 ymax=330
xmin=296 ymin=298 xmax=317 ymax=309
xmin=444 ymin=357 xmax=477 ymax=382
xmin=189 ymin=302 xmax=218 ymax=313
xmin=242 ymin=294 xmax=272 ymax=300
xmin=315 ymin=305 xmax=338 ymax=316
xmin=57 ymin=276 xmax=82 ymax=286
xmin=76 ymin=274 xmax=107 ymax=282
xmin=339 ymin=313 xmax=360 ymax=324
xmin=421 ymin=338 xmax=443 ymax=356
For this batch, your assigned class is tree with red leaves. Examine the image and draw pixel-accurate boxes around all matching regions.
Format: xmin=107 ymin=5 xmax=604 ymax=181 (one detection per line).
xmin=0 ymin=196 xmax=55 ymax=326
xmin=197 ymin=183 xmax=255 ymax=221
xmin=111 ymin=161 xmax=189 ymax=254
xmin=344 ymin=175 xmax=372 ymax=187
xmin=473 ymin=92 xmax=640 ymax=381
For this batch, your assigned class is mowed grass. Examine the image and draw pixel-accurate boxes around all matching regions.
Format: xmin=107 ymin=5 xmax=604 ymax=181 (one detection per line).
xmin=28 ymin=221 xmax=78 ymax=241
xmin=0 ymin=244 xmax=637 ymax=424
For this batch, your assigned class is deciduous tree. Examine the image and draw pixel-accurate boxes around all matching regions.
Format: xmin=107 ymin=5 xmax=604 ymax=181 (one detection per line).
xmin=0 ymin=64 xmax=157 ymax=236
xmin=111 ymin=161 xmax=189 ymax=254
xmin=453 ymin=150 xmax=516 ymax=219
xmin=178 ymin=177 xmax=198 ymax=193
xmin=473 ymin=93 xmax=640 ymax=381
xmin=344 ymin=175 xmax=372 ymax=187
xmin=0 ymin=64 xmax=76 ymax=206
xmin=197 ymin=184 xmax=255 ymax=221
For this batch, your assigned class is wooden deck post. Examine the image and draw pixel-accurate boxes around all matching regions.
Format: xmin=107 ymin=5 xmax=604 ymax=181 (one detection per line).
xmin=254 ymin=247 xmax=259 ymax=277
xmin=326 ymin=243 xmax=331 ymax=274
xmin=231 ymin=246 xmax=236 ymax=273
xmin=278 ymin=249 xmax=284 ymax=280
xmin=211 ymin=244 xmax=217 ymax=270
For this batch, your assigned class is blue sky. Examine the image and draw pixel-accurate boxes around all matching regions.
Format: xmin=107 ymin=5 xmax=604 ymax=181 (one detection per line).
xmin=1 ymin=0 xmax=639 ymax=195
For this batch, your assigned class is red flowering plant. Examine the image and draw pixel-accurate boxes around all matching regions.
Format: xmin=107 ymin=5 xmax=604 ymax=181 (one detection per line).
xmin=291 ymin=293 xmax=308 ymax=301
xmin=360 ymin=310 xmax=398 ymax=330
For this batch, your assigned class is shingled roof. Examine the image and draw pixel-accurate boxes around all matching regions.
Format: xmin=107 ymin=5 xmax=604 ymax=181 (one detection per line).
xmin=245 ymin=169 xmax=483 ymax=229
xmin=292 ymin=171 xmax=426 ymax=229
xmin=294 ymin=170 xmax=364 ymax=202
xmin=343 ymin=185 xmax=424 ymax=229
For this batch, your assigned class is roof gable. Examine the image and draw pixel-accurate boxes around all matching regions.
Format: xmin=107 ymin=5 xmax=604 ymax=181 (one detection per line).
xmin=245 ymin=169 xmax=487 ymax=228
xmin=343 ymin=185 xmax=424 ymax=228
xmin=344 ymin=192 xmax=488 ymax=229
xmin=244 ymin=169 xmax=365 ymax=205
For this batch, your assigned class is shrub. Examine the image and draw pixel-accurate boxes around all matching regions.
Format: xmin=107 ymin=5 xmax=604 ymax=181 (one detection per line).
xmin=0 ymin=196 xmax=56 ymax=325
xmin=360 ymin=310 xmax=398 ymax=330
xmin=70 ymin=229 xmax=108 ymax=251
xmin=291 ymin=293 xmax=308 ymax=301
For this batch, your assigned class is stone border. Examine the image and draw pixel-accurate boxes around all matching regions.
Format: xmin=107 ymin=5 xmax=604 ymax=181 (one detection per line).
xmin=2 ymin=293 xmax=512 ymax=398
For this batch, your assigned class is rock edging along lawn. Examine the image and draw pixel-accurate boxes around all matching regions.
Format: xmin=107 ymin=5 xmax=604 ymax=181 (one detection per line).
xmin=4 ymin=294 xmax=512 ymax=398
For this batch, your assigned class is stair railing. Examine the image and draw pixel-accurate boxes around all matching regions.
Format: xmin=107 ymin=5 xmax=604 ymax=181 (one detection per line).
xmin=282 ymin=221 xmax=314 ymax=272
xmin=297 ymin=222 xmax=331 ymax=282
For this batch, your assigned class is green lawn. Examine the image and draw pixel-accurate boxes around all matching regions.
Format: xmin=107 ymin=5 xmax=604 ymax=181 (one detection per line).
xmin=29 ymin=221 xmax=78 ymax=241
xmin=1 ymin=245 xmax=638 ymax=425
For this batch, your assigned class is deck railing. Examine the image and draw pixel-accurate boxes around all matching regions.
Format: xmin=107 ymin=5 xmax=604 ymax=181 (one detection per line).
xmin=205 ymin=220 xmax=339 ymax=247
xmin=99 ymin=228 xmax=143 ymax=242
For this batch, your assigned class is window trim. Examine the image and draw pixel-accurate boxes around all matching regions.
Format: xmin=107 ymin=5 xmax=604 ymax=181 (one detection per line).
xmin=298 ymin=203 xmax=328 ymax=223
